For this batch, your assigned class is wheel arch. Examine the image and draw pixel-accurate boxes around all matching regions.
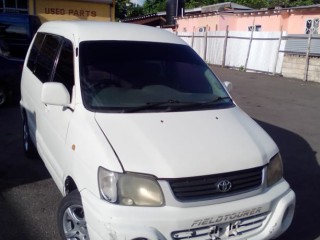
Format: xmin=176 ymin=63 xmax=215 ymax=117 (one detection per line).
xmin=64 ymin=176 xmax=78 ymax=195
xmin=21 ymin=107 xmax=27 ymax=120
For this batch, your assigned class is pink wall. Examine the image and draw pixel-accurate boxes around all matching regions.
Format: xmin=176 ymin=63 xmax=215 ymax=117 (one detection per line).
xmin=177 ymin=14 xmax=238 ymax=32
xmin=177 ymin=15 xmax=219 ymax=32
xmin=219 ymin=14 xmax=237 ymax=31
xmin=286 ymin=13 xmax=320 ymax=34
xmin=235 ymin=15 xmax=283 ymax=32
xmin=177 ymin=10 xmax=320 ymax=34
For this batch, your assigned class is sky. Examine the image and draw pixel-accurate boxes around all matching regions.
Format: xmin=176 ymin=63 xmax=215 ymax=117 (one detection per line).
xmin=130 ymin=0 xmax=145 ymax=6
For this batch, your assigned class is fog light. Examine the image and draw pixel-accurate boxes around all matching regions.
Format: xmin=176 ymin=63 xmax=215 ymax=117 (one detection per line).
xmin=281 ymin=204 xmax=295 ymax=232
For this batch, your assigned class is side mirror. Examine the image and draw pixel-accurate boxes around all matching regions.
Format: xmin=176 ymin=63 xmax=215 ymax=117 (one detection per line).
xmin=224 ymin=81 xmax=232 ymax=92
xmin=41 ymin=82 xmax=70 ymax=106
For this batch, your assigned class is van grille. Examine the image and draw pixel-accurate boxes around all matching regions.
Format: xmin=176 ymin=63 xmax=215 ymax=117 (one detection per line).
xmin=168 ymin=167 xmax=263 ymax=201
xmin=171 ymin=212 xmax=269 ymax=240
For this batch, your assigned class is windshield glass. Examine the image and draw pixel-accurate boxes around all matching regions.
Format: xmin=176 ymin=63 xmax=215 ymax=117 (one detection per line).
xmin=79 ymin=41 xmax=232 ymax=112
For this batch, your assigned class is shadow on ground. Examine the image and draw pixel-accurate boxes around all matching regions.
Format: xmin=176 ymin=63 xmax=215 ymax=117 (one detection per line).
xmin=0 ymin=105 xmax=50 ymax=190
xmin=0 ymin=104 xmax=52 ymax=240
xmin=257 ymin=120 xmax=320 ymax=240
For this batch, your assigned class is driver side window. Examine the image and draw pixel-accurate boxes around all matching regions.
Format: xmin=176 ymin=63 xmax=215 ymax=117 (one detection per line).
xmin=53 ymin=39 xmax=74 ymax=98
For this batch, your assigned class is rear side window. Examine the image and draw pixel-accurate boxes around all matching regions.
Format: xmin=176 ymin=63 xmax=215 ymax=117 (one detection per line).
xmin=34 ymin=34 xmax=61 ymax=82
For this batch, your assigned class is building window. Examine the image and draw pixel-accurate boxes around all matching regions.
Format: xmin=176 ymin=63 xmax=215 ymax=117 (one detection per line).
xmin=248 ymin=25 xmax=262 ymax=32
xmin=5 ymin=0 xmax=15 ymax=8
xmin=306 ymin=19 xmax=319 ymax=34
xmin=198 ymin=26 xmax=207 ymax=33
xmin=1 ymin=0 xmax=28 ymax=13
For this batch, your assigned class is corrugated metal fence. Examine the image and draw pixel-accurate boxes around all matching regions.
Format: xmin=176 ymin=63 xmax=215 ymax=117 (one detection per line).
xmin=284 ymin=34 xmax=320 ymax=56
xmin=177 ymin=30 xmax=320 ymax=81
xmin=178 ymin=30 xmax=287 ymax=74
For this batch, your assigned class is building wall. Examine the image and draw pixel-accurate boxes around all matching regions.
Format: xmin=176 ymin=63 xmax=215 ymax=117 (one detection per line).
xmin=308 ymin=57 xmax=320 ymax=82
xmin=282 ymin=54 xmax=320 ymax=83
xmin=282 ymin=54 xmax=306 ymax=80
xmin=177 ymin=14 xmax=239 ymax=32
xmin=177 ymin=13 xmax=286 ymax=33
xmin=177 ymin=15 xmax=219 ymax=32
xmin=177 ymin=9 xmax=320 ymax=34
xmin=286 ymin=13 xmax=320 ymax=34
xmin=28 ymin=0 xmax=115 ymax=23
xmin=219 ymin=14 xmax=237 ymax=31
xmin=235 ymin=14 xmax=283 ymax=32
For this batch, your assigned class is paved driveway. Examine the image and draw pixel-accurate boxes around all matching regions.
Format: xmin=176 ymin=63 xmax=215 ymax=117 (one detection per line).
xmin=0 ymin=66 xmax=319 ymax=240
xmin=212 ymin=66 xmax=320 ymax=240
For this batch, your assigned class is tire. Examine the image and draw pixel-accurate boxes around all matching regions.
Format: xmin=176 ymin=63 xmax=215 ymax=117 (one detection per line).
xmin=58 ymin=191 xmax=90 ymax=240
xmin=0 ymin=84 xmax=7 ymax=107
xmin=22 ymin=116 xmax=36 ymax=158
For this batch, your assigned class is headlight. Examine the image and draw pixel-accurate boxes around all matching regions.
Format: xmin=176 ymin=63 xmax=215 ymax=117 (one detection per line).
xmin=267 ymin=153 xmax=283 ymax=187
xmin=98 ymin=167 xmax=164 ymax=206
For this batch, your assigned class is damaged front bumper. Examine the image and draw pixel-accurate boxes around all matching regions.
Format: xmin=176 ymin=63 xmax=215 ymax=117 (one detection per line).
xmin=81 ymin=180 xmax=295 ymax=240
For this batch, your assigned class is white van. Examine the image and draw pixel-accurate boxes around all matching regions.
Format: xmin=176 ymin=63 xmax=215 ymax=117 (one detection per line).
xmin=20 ymin=21 xmax=295 ymax=240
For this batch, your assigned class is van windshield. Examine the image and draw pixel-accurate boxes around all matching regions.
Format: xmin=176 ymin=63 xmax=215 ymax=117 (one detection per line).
xmin=79 ymin=41 xmax=233 ymax=112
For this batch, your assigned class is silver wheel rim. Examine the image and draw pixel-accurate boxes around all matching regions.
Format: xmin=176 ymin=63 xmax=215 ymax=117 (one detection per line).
xmin=63 ymin=204 xmax=89 ymax=240
xmin=23 ymin=122 xmax=29 ymax=151
xmin=0 ymin=88 xmax=5 ymax=105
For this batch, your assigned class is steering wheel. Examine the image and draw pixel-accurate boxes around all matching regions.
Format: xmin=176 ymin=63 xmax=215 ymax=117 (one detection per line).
xmin=86 ymin=79 xmax=122 ymax=91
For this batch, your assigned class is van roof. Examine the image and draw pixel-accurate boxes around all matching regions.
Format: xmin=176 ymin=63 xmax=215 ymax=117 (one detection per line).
xmin=37 ymin=21 xmax=186 ymax=45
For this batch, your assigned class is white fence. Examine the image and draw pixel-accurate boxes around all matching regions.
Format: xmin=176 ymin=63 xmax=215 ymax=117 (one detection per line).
xmin=178 ymin=30 xmax=288 ymax=75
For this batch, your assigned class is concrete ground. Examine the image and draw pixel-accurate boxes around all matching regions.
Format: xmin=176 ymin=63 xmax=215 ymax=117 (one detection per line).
xmin=212 ymin=66 xmax=320 ymax=240
xmin=0 ymin=66 xmax=319 ymax=240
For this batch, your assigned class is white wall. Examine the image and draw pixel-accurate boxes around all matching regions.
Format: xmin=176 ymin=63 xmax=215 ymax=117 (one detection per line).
xmin=179 ymin=30 xmax=287 ymax=74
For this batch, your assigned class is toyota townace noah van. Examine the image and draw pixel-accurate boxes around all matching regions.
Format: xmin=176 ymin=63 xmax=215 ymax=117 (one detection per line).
xmin=20 ymin=21 xmax=295 ymax=240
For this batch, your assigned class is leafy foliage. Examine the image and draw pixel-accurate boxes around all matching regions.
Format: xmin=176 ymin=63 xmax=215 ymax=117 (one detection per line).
xmin=143 ymin=0 xmax=166 ymax=14
xmin=185 ymin=0 xmax=216 ymax=8
xmin=287 ymin=0 xmax=314 ymax=7
xmin=233 ymin=0 xmax=268 ymax=9
xmin=116 ymin=0 xmax=320 ymax=19
xmin=115 ymin=0 xmax=144 ymax=19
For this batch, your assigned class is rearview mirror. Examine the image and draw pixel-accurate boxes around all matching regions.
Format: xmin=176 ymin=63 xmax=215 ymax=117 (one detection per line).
xmin=41 ymin=82 xmax=70 ymax=106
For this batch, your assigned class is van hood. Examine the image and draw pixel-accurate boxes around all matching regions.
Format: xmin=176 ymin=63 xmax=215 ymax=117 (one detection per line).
xmin=95 ymin=107 xmax=278 ymax=178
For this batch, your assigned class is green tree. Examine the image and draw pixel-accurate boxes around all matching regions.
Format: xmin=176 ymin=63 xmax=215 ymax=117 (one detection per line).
xmin=288 ymin=0 xmax=314 ymax=6
xmin=143 ymin=0 xmax=166 ymax=14
xmin=184 ymin=0 xmax=270 ymax=9
xmin=232 ymin=0 xmax=269 ymax=9
xmin=127 ymin=3 xmax=144 ymax=17
xmin=185 ymin=0 xmax=217 ymax=9
xmin=221 ymin=0 xmax=317 ymax=8
xmin=117 ymin=0 xmax=320 ymax=20
xmin=115 ymin=0 xmax=130 ymax=19
xmin=116 ymin=0 xmax=145 ymax=19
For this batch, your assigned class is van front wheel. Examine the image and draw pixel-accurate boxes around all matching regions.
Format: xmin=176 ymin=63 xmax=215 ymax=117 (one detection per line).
xmin=0 ymin=84 xmax=7 ymax=107
xmin=58 ymin=191 xmax=90 ymax=240
xmin=22 ymin=118 xmax=36 ymax=158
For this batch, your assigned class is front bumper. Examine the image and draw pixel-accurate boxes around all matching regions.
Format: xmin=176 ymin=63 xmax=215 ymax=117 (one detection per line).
xmin=81 ymin=180 xmax=295 ymax=240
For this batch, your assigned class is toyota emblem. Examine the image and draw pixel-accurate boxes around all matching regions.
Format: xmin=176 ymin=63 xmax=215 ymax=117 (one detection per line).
xmin=217 ymin=180 xmax=232 ymax=192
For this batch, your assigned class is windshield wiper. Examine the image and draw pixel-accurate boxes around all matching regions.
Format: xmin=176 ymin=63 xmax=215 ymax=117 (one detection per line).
xmin=164 ymin=96 xmax=232 ymax=112
xmin=123 ymin=99 xmax=193 ymax=113
xmin=123 ymin=96 xmax=232 ymax=113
